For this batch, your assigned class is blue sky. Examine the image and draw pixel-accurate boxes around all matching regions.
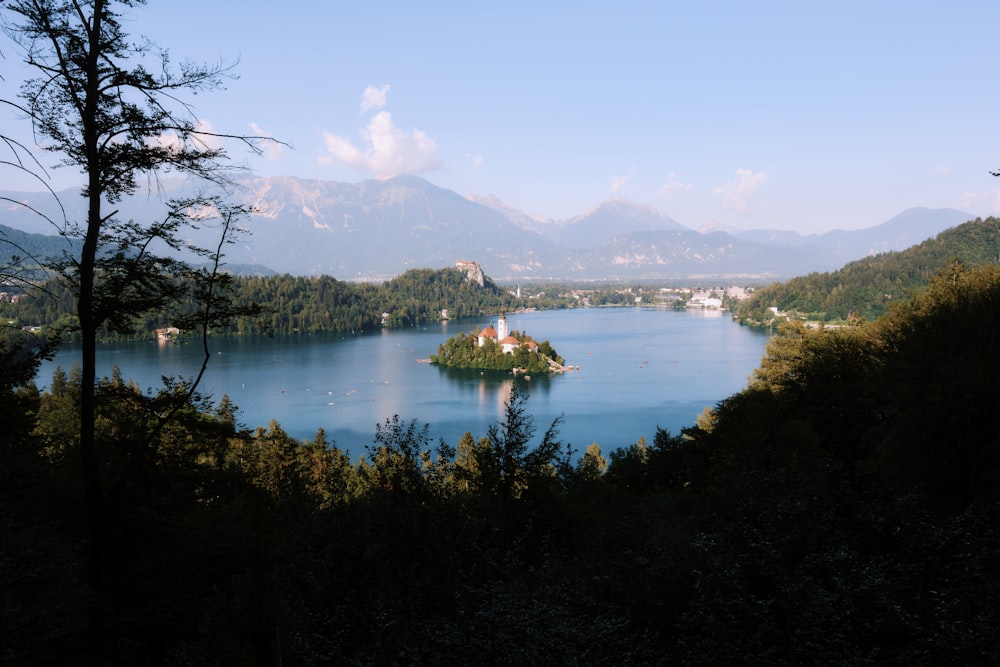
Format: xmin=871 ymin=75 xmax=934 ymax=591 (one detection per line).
xmin=3 ymin=1 xmax=1000 ymax=233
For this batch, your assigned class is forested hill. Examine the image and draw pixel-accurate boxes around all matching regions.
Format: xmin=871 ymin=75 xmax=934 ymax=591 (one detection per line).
xmin=0 ymin=222 xmax=78 ymax=268
xmin=223 ymin=267 xmax=519 ymax=335
xmin=4 ymin=265 xmax=563 ymax=339
xmin=733 ymin=216 xmax=1000 ymax=326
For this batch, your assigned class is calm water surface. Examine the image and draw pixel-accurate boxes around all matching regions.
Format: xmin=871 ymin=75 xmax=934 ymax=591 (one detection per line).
xmin=37 ymin=308 xmax=770 ymax=456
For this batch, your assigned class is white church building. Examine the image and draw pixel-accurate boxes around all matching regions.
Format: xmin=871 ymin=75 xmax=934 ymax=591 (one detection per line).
xmin=478 ymin=312 xmax=522 ymax=353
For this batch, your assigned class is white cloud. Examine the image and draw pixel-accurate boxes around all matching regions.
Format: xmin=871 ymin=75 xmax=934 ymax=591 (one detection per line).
xmin=185 ymin=201 xmax=221 ymax=220
xmin=361 ymin=84 xmax=390 ymax=112
xmin=149 ymin=129 xmax=184 ymax=154
xmin=713 ymin=168 xmax=767 ymax=213
xmin=959 ymin=191 xmax=979 ymax=210
xmin=321 ymin=110 xmax=441 ymax=177
xmin=321 ymin=86 xmax=442 ymax=177
xmin=611 ymin=167 xmax=635 ymax=194
xmin=464 ymin=152 xmax=485 ymax=170
xmin=150 ymin=120 xmax=224 ymax=155
xmin=320 ymin=133 xmax=365 ymax=167
xmin=958 ymin=189 xmax=1000 ymax=212
xmin=191 ymin=119 xmax=224 ymax=151
xmin=249 ymin=122 xmax=285 ymax=160
xmin=657 ymin=172 xmax=694 ymax=199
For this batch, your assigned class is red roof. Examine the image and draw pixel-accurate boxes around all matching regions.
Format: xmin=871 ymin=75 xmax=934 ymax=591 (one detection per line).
xmin=500 ymin=336 xmax=520 ymax=346
xmin=480 ymin=326 xmax=498 ymax=338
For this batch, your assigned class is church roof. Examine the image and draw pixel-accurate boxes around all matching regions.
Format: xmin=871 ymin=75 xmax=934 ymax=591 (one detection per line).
xmin=480 ymin=326 xmax=498 ymax=338
xmin=500 ymin=336 xmax=520 ymax=346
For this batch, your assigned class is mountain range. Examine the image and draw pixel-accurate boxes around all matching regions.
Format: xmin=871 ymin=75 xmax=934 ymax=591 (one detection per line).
xmin=1 ymin=175 xmax=974 ymax=282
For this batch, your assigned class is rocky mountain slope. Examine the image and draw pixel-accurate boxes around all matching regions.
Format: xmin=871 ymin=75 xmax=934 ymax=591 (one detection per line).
xmin=1 ymin=175 xmax=973 ymax=281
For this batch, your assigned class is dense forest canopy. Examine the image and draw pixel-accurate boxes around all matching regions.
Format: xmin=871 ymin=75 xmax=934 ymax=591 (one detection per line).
xmin=4 ymin=252 xmax=1000 ymax=663
xmin=1 ymin=266 xmax=577 ymax=341
xmin=3 ymin=265 xmax=715 ymax=343
xmin=0 ymin=223 xmax=79 ymax=270
xmin=733 ymin=216 xmax=1000 ymax=326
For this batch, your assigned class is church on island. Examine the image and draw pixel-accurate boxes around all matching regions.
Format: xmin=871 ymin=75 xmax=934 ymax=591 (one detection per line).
xmin=476 ymin=313 xmax=539 ymax=355
xmin=429 ymin=312 xmax=566 ymax=374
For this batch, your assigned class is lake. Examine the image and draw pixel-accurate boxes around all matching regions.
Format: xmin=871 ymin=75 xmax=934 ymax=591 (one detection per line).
xmin=36 ymin=308 xmax=771 ymax=457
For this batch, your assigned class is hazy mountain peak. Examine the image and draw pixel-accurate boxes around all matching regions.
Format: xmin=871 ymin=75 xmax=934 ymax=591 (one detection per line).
xmin=879 ymin=206 xmax=970 ymax=228
xmin=558 ymin=198 xmax=689 ymax=248
xmin=820 ymin=207 xmax=973 ymax=258
xmin=468 ymin=193 xmax=547 ymax=221
xmin=578 ymin=198 xmax=668 ymax=218
xmin=698 ymin=220 xmax=740 ymax=235
xmin=0 ymin=175 xmax=978 ymax=281
xmin=468 ymin=193 xmax=561 ymax=238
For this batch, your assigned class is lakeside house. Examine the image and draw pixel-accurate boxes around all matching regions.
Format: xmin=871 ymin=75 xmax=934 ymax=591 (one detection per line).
xmin=156 ymin=327 xmax=180 ymax=340
xmin=686 ymin=292 xmax=724 ymax=309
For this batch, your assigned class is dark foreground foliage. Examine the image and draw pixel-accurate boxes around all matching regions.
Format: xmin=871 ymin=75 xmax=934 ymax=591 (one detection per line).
xmin=4 ymin=264 xmax=1000 ymax=665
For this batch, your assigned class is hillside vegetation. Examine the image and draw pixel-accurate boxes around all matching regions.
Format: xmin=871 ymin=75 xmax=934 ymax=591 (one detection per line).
xmin=0 ymin=222 xmax=78 ymax=268
xmin=733 ymin=216 xmax=1000 ymax=326
xmin=4 ymin=260 xmax=1000 ymax=664
xmin=2 ymin=266 xmax=573 ymax=341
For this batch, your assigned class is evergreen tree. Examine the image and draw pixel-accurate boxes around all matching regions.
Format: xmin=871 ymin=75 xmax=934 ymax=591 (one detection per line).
xmin=477 ymin=384 xmax=565 ymax=509
xmin=2 ymin=1 xmax=271 ymax=659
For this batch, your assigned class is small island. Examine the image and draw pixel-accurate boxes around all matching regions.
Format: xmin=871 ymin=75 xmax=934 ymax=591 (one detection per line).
xmin=430 ymin=313 xmax=567 ymax=374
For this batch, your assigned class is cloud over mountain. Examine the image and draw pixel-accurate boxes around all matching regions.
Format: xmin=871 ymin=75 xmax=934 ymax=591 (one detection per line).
xmin=321 ymin=86 xmax=441 ymax=178
xmin=249 ymin=122 xmax=285 ymax=160
xmin=714 ymin=168 xmax=767 ymax=213
xmin=657 ymin=172 xmax=694 ymax=199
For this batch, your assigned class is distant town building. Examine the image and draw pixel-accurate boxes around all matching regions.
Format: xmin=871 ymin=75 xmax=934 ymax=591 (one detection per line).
xmin=725 ymin=286 xmax=753 ymax=300
xmin=686 ymin=292 xmax=723 ymax=308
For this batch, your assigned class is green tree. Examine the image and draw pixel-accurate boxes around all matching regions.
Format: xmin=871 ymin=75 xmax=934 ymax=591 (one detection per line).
xmin=2 ymin=1 xmax=271 ymax=659
xmin=452 ymin=430 xmax=487 ymax=492
xmin=365 ymin=415 xmax=433 ymax=497
xmin=300 ymin=427 xmax=354 ymax=509
xmin=477 ymin=384 xmax=565 ymax=508
xmin=576 ymin=442 xmax=608 ymax=482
